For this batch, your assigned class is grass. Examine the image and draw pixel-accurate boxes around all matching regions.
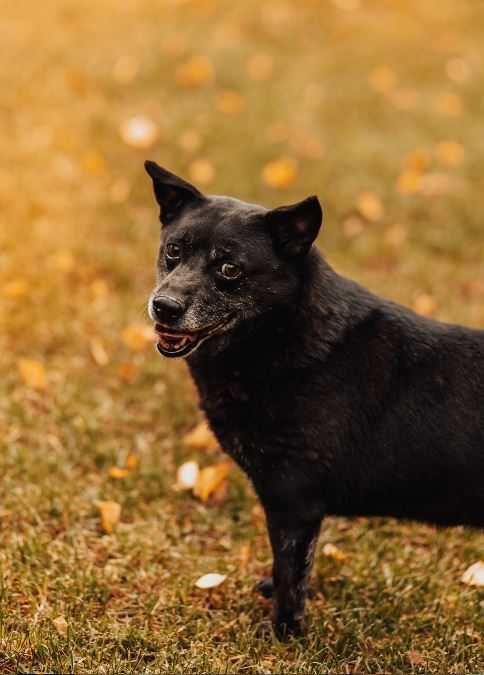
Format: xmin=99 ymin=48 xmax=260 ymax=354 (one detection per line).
xmin=1 ymin=0 xmax=484 ymax=672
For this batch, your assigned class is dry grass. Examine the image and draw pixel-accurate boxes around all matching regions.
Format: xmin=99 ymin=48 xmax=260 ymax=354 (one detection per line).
xmin=1 ymin=0 xmax=483 ymax=672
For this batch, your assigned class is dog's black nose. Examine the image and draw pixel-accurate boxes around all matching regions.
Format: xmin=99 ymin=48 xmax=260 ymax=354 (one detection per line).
xmin=152 ymin=295 xmax=185 ymax=323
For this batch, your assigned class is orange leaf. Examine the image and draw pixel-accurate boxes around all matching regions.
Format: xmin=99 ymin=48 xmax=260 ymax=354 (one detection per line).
xmin=175 ymin=56 xmax=215 ymax=88
xmin=2 ymin=279 xmax=29 ymax=298
xmin=216 ymin=89 xmax=244 ymax=114
xmin=117 ymin=362 xmax=138 ymax=383
xmin=17 ymin=359 xmax=48 ymax=390
xmin=261 ymin=158 xmax=298 ymax=189
xmin=193 ymin=461 xmax=231 ymax=502
xmin=356 ymin=192 xmax=384 ymax=222
xmin=322 ymin=542 xmax=347 ymax=561
xmin=183 ymin=421 xmax=219 ymax=452
xmin=435 ymin=141 xmax=465 ymax=167
xmin=97 ymin=500 xmax=121 ymax=533
xmin=368 ymin=65 xmax=397 ymax=94
xmin=413 ymin=293 xmax=437 ymax=317
xmin=108 ymin=466 xmax=131 ymax=479
xmin=89 ymin=338 xmax=109 ymax=366
xmin=125 ymin=453 xmax=139 ymax=470
xmin=434 ymin=93 xmax=464 ymax=117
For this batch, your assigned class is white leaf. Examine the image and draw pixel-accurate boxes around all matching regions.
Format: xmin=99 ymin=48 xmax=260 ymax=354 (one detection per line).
xmin=461 ymin=561 xmax=484 ymax=587
xmin=176 ymin=461 xmax=199 ymax=489
xmin=195 ymin=573 xmax=226 ymax=589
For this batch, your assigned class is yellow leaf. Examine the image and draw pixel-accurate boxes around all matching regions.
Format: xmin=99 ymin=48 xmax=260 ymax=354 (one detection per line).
xmin=183 ymin=421 xmax=219 ymax=452
xmin=188 ymin=159 xmax=215 ymax=186
xmin=356 ymin=192 xmax=384 ymax=221
xmin=368 ymin=65 xmax=397 ymax=94
xmin=2 ymin=279 xmax=29 ymax=298
xmin=52 ymin=615 xmax=68 ymax=637
xmin=246 ymin=53 xmax=273 ymax=81
xmin=89 ymin=279 xmax=110 ymax=298
xmin=261 ymin=158 xmax=298 ymax=189
xmin=17 ymin=359 xmax=48 ymax=390
xmin=322 ymin=542 xmax=347 ymax=561
xmin=89 ymin=338 xmax=109 ymax=366
xmin=216 ymin=89 xmax=244 ymax=114
xmin=434 ymin=93 xmax=464 ymax=117
xmin=413 ymin=293 xmax=437 ymax=317
xmin=81 ymin=150 xmax=106 ymax=175
xmin=97 ymin=500 xmax=121 ymax=533
xmin=404 ymin=149 xmax=431 ymax=174
xmin=125 ymin=453 xmax=139 ymax=470
xmin=121 ymin=323 xmax=155 ymax=352
xmin=461 ymin=561 xmax=484 ymax=587
xmin=435 ymin=141 xmax=465 ymax=167
xmin=193 ymin=461 xmax=231 ymax=502
xmin=119 ymin=116 xmax=160 ymax=149
xmin=396 ymin=169 xmax=421 ymax=194
xmin=194 ymin=573 xmax=226 ymax=589
xmin=108 ymin=466 xmax=131 ymax=479
xmin=50 ymin=250 xmax=75 ymax=272
xmin=176 ymin=460 xmax=199 ymax=489
xmin=175 ymin=55 xmax=215 ymax=88
xmin=117 ymin=362 xmax=138 ymax=383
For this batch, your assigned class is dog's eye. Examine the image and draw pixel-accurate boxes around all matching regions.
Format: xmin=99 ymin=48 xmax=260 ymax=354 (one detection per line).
xmin=165 ymin=243 xmax=181 ymax=268
xmin=219 ymin=263 xmax=241 ymax=280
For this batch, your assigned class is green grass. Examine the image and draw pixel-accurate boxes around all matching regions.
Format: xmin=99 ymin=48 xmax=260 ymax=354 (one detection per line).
xmin=1 ymin=0 xmax=483 ymax=672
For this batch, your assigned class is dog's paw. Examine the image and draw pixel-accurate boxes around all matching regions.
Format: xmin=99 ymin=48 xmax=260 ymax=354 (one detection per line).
xmin=255 ymin=577 xmax=274 ymax=599
xmin=272 ymin=613 xmax=304 ymax=641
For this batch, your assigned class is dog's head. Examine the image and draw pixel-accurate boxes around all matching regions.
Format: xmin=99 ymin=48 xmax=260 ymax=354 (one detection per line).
xmin=145 ymin=161 xmax=323 ymax=359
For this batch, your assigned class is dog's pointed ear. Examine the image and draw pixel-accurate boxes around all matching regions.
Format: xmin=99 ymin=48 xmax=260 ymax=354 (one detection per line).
xmin=144 ymin=160 xmax=203 ymax=224
xmin=266 ymin=195 xmax=323 ymax=257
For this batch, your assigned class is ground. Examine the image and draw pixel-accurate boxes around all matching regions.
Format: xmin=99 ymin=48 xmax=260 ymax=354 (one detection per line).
xmin=1 ymin=0 xmax=483 ymax=672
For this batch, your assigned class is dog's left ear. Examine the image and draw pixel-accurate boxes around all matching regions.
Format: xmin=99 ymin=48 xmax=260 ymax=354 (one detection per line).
xmin=144 ymin=160 xmax=203 ymax=225
xmin=266 ymin=196 xmax=323 ymax=257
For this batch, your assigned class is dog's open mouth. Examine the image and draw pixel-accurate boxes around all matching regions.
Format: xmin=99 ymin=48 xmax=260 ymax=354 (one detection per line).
xmin=154 ymin=317 xmax=235 ymax=358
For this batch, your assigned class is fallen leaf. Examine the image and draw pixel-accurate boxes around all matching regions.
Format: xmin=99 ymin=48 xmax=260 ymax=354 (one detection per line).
xmin=183 ymin=421 xmax=219 ymax=452
xmin=216 ymin=89 xmax=244 ymax=114
xmin=356 ymin=192 xmax=384 ymax=222
xmin=175 ymin=55 xmax=215 ymax=88
xmin=2 ymin=279 xmax=29 ymax=298
xmin=52 ymin=615 xmax=68 ymax=637
xmin=461 ymin=561 xmax=484 ymax=587
xmin=195 ymin=573 xmax=226 ymax=589
xmin=188 ymin=159 xmax=215 ymax=186
xmin=404 ymin=149 xmax=431 ymax=174
xmin=50 ymin=250 xmax=75 ymax=272
xmin=368 ymin=65 xmax=397 ymax=94
xmin=81 ymin=150 xmax=106 ymax=175
xmin=246 ymin=53 xmax=273 ymax=81
xmin=435 ymin=140 xmax=465 ymax=167
xmin=176 ymin=460 xmax=199 ymax=489
xmin=121 ymin=323 xmax=155 ymax=351
xmin=89 ymin=338 xmax=109 ymax=366
xmin=434 ymin=92 xmax=464 ymax=117
xmin=238 ymin=544 xmax=251 ymax=570
xmin=17 ymin=359 xmax=48 ymax=390
xmin=125 ymin=453 xmax=139 ymax=470
xmin=322 ymin=542 xmax=347 ymax=561
xmin=97 ymin=500 xmax=121 ymax=534
xmin=108 ymin=466 xmax=131 ymax=479
xmin=119 ymin=115 xmax=160 ymax=149
xmin=413 ymin=293 xmax=437 ymax=316
xmin=261 ymin=158 xmax=298 ymax=189
xmin=117 ymin=362 xmax=138 ymax=383
xmin=89 ymin=279 xmax=109 ymax=298
xmin=396 ymin=169 xmax=421 ymax=194
xmin=193 ymin=461 xmax=231 ymax=502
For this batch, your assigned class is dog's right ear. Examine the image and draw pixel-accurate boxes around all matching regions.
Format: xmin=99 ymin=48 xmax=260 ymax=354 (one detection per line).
xmin=144 ymin=160 xmax=203 ymax=225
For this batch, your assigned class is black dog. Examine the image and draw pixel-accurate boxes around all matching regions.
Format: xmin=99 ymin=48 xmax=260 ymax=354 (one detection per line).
xmin=145 ymin=161 xmax=484 ymax=639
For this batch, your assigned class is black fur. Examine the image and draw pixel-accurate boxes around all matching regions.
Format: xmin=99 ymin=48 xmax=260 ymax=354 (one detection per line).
xmin=145 ymin=161 xmax=484 ymax=639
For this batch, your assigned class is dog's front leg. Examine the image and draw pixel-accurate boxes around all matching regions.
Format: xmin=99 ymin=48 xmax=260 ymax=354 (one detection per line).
xmin=265 ymin=510 xmax=322 ymax=639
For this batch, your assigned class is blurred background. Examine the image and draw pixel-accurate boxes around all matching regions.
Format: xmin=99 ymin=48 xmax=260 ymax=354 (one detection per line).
xmin=1 ymin=0 xmax=483 ymax=672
